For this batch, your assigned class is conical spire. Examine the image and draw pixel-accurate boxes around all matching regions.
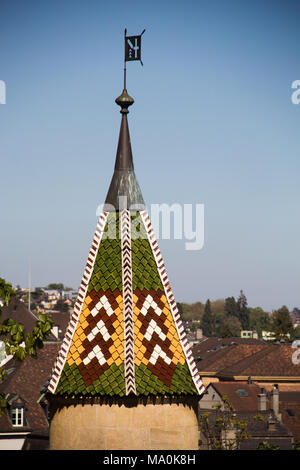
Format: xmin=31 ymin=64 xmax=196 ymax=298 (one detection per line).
xmin=104 ymin=89 xmax=145 ymax=211
xmin=46 ymin=86 xmax=204 ymax=398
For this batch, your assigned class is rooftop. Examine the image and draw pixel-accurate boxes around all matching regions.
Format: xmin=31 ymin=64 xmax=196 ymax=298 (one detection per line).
xmin=193 ymin=337 xmax=300 ymax=380
xmin=0 ymin=342 xmax=60 ymax=435
xmin=210 ymin=381 xmax=267 ymax=412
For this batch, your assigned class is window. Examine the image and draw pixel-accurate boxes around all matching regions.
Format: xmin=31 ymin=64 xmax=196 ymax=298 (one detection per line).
xmin=8 ymin=395 xmax=26 ymax=427
xmin=11 ymin=406 xmax=24 ymax=427
xmin=236 ymin=389 xmax=248 ymax=397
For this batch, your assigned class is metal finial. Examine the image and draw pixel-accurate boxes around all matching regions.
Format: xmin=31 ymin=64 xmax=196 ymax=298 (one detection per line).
xmin=115 ymin=89 xmax=134 ymax=114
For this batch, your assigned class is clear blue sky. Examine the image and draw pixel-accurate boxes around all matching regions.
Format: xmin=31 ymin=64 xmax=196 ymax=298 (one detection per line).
xmin=0 ymin=0 xmax=299 ymax=312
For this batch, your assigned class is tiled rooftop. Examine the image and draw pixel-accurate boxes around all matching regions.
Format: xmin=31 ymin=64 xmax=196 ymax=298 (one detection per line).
xmin=210 ymin=381 xmax=267 ymax=412
xmin=47 ymin=210 xmax=204 ymax=397
xmin=194 ymin=338 xmax=300 ymax=379
xmin=0 ymin=343 xmax=60 ymax=434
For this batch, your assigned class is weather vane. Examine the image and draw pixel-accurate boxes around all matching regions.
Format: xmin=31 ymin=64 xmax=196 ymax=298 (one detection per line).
xmin=123 ymin=28 xmax=145 ymax=90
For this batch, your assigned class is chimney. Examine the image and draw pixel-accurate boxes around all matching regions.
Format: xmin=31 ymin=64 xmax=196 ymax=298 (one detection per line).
xmin=196 ymin=328 xmax=203 ymax=340
xmin=51 ymin=325 xmax=59 ymax=340
xmin=270 ymin=384 xmax=281 ymax=421
xmin=257 ymin=388 xmax=267 ymax=411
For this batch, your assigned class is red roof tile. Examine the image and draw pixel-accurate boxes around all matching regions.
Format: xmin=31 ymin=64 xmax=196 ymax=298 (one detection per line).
xmin=0 ymin=342 xmax=60 ymax=433
xmin=211 ymin=381 xmax=268 ymax=412
xmin=194 ymin=338 xmax=300 ymax=379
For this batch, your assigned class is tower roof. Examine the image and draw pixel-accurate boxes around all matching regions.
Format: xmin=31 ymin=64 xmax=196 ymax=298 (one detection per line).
xmin=104 ymin=89 xmax=145 ymax=211
xmin=46 ymin=89 xmax=204 ymax=397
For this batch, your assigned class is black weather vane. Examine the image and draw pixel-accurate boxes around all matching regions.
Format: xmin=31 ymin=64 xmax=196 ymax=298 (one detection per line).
xmin=123 ymin=28 xmax=145 ymax=90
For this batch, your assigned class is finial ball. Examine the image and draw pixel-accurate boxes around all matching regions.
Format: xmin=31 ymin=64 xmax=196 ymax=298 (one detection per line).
xmin=115 ymin=89 xmax=134 ymax=113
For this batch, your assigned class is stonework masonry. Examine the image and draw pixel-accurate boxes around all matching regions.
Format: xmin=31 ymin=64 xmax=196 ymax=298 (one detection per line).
xmin=49 ymin=397 xmax=199 ymax=450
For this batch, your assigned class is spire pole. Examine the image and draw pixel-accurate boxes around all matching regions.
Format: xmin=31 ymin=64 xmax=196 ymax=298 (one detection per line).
xmin=123 ymin=28 xmax=127 ymax=90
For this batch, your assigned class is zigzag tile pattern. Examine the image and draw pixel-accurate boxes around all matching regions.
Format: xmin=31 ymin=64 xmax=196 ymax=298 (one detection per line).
xmin=121 ymin=209 xmax=136 ymax=395
xmin=67 ymin=288 xmax=124 ymax=387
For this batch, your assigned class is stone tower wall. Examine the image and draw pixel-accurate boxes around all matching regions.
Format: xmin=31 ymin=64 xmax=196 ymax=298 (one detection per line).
xmin=49 ymin=397 xmax=199 ymax=450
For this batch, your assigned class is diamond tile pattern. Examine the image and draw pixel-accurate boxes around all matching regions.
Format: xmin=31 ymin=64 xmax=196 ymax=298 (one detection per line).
xmin=54 ymin=212 xmax=126 ymax=396
xmin=131 ymin=213 xmax=198 ymax=394
xmin=49 ymin=210 xmax=202 ymax=396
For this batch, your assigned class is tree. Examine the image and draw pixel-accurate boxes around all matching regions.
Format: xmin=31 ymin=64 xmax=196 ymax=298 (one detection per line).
xmin=55 ymin=299 xmax=69 ymax=313
xmin=271 ymin=305 xmax=293 ymax=342
xmin=220 ymin=315 xmax=242 ymax=338
xmin=236 ymin=290 xmax=250 ymax=330
xmin=224 ymin=297 xmax=238 ymax=318
xmin=293 ymin=439 xmax=300 ymax=450
xmin=256 ymin=441 xmax=280 ymax=450
xmin=199 ymin=395 xmax=250 ymax=450
xmin=249 ymin=307 xmax=271 ymax=338
xmin=210 ymin=299 xmax=226 ymax=336
xmin=176 ymin=302 xmax=183 ymax=316
xmin=46 ymin=283 xmax=65 ymax=290
xmin=291 ymin=325 xmax=300 ymax=341
xmin=180 ymin=301 xmax=204 ymax=322
xmin=0 ymin=277 xmax=54 ymax=415
xmin=201 ymin=299 xmax=215 ymax=337
xmin=46 ymin=283 xmax=73 ymax=291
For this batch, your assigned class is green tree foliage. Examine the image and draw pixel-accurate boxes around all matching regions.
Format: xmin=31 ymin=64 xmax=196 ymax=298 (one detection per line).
xmin=176 ymin=302 xmax=183 ymax=316
xmin=0 ymin=277 xmax=54 ymax=415
xmin=180 ymin=301 xmax=204 ymax=322
xmin=55 ymin=299 xmax=69 ymax=313
xmin=293 ymin=439 xmax=300 ymax=450
xmin=201 ymin=299 xmax=215 ymax=337
xmin=220 ymin=315 xmax=242 ymax=338
xmin=46 ymin=283 xmax=72 ymax=291
xmin=291 ymin=326 xmax=300 ymax=341
xmin=224 ymin=296 xmax=238 ymax=318
xmin=224 ymin=291 xmax=250 ymax=331
xmin=271 ymin=306 xmax=293 ymax=342
xmin=249 ymin=307 xmax=271 ymax=338
xmin=180 ymin=292 xmax=294 ymax=342
xmin=47 ymin=283 xmax=65 ymax=290
xmin=236 ymin=290 xmax=250 ymax=330
xmin=199 ymin=395 xmax=250 ymax=450
xmin=256 ymin=441 xmax=280 ymax=450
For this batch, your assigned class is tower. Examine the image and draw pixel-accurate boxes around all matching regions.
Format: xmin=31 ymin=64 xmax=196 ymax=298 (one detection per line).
xmin=45 ymin=54 xmax=204 ymax=450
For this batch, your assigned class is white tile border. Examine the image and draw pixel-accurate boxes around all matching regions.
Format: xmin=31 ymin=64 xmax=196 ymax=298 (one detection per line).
xmin=47 ymin=211 xmax=109 ymax=394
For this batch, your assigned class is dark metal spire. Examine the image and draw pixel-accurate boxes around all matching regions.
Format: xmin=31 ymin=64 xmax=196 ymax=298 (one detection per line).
xmin=104 ymin=89 xmax=145 ymax=211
